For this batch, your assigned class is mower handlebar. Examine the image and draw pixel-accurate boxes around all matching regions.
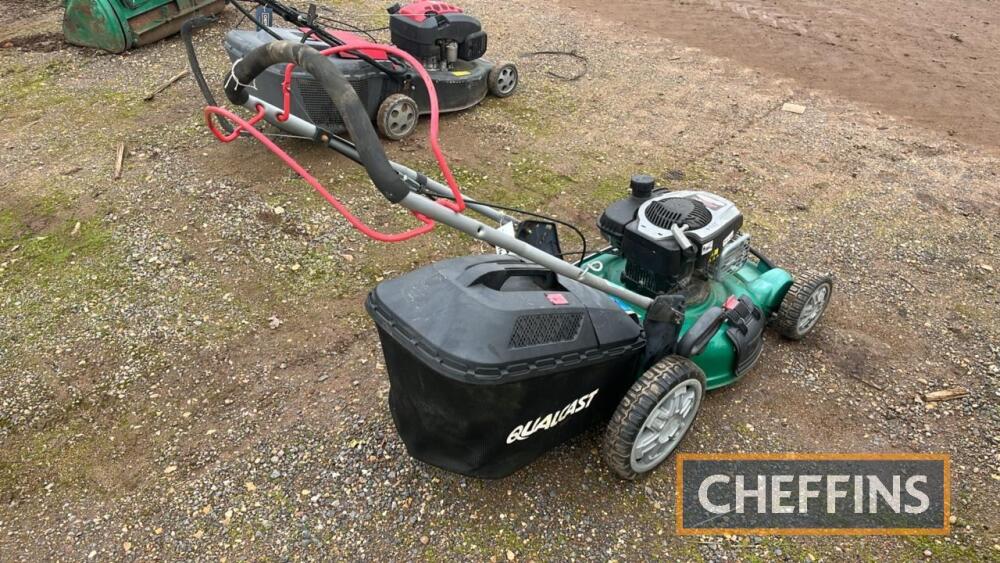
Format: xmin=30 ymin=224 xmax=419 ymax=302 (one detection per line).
xmin=224 ymin=40 xmax=410 ymax=203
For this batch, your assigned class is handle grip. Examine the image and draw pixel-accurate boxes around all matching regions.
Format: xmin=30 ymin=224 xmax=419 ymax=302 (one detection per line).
xmin=224 ymin=40 xmax=410 ymax=203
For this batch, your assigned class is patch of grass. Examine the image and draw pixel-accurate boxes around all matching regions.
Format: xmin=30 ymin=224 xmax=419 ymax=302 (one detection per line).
xmin=1 ymin=217 xmax=111 ymax=271
xmin=507 ymin=157 xmax=575 ymax=207
xmin=0 ymin=60 xmax=72 ymax=107
xmin=490 ymin=80 xmax=577 ymax=136
xmin=0 ymin=417 xmax=123 ymax=498
xmin=906 ymin=536 xmax=992 ymax=562
xmin=0 ymin=216 xmax=128 ymax=352
xmin=446 ymin=519 xmax=549 ymax=560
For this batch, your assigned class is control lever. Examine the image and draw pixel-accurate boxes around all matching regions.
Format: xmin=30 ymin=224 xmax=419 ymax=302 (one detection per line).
xmin=670 ymin=224 xmax=693 ymax=252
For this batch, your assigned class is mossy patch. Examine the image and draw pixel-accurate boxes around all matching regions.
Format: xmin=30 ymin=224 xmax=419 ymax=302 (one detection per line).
xmin=906 ymin=536 xmax=994 ymax=562
xmin=0 ymin=60 xmax=73 ymax=108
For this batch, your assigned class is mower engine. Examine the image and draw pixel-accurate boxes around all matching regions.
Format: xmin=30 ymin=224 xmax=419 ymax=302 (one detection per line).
xmin=599 ymin=176 xmax=748 ymax=296
xmin=388 ymin=1 xmax=488 ymax=71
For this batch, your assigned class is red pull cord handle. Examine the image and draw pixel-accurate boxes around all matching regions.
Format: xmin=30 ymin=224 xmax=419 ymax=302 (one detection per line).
xmin=205 ymin=41 xmax=465 ymax=242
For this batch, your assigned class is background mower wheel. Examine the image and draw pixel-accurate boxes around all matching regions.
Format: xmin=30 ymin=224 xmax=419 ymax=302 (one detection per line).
xmin=377 ymin=93 xmax=418 ymax=140
xmin=603 ymin=356 xmax=705 ymax=480
xmin=488 ymin=63 xmax=519 ymax=98
xmin=775 ymin=271 xmax=833 ymax=340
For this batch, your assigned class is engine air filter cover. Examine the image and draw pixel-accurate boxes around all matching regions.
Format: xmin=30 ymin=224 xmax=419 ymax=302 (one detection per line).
xmin=644 ymin=198 xmax=711 ymax=231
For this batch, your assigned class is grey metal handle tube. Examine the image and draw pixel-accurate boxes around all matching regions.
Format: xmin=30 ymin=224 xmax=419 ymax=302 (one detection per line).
xmin=404 ymin=193 xmax=654 ymax=309
xmin=243 ymin=97 xmax=512 ymax=225
xmin=229 ymin=102 xmax=651 ymax=306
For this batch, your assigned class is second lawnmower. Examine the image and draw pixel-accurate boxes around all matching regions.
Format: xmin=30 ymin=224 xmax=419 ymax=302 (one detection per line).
xmin=223 ymin=0 xmax=519 ymax=140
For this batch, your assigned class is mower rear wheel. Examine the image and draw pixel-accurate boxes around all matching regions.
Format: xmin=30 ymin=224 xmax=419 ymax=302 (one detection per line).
xmin=775 ymin=270 xmax=833 ymax=340
xmin=377 ymin=93 xmax=418 ymax=140
xmin=488 ymin=63 xmax=519 ymax=98
xmin=603 ymin=356 xmax=705 ymax=480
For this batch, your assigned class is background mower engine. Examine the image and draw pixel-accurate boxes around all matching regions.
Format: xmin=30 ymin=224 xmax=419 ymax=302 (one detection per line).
xmin=224 ymin=0 xmax=519 ymax=140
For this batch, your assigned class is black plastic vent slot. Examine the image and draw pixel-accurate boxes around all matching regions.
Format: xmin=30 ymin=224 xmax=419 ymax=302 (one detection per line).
xmin=509 ymin=313 xmax=584 ymax=349
xmin=623 ymin=260 xmax=658 ymax=294
xmin=644 ymin=198 xmax=711 ymax=230
xmin=299 ymin=77 xmax=369 ymax=130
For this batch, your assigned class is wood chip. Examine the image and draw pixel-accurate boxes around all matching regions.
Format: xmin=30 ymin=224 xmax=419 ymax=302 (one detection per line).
xmin=782 ymin=102 xmax=807 ymax=114
xmin=114 ymin=142 xmax=125 ymax=179
xmin=924 ymin=388 xmax=968 ymax=402
xmin=143 ymin=69 xmax=190 ymax=101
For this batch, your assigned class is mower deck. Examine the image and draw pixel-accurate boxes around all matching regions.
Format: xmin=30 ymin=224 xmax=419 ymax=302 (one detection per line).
xmin=580 ymin=252 xmax=793 ymax=389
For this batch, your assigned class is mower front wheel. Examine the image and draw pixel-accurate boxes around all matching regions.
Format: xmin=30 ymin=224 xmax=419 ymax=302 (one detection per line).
xmin=488 ymin=63 xmax=519 ymax=98
xmin=775 ymin=271 xmax=833 ymax=340
xmin=603 ymin=355 xmax=705 ymax=480
xmin=377 ymin=93 xmax=419 ymax=141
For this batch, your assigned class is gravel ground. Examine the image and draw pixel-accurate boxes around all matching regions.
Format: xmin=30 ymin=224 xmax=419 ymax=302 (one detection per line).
xmin=1 ymin=0 xmax=998 ymax=561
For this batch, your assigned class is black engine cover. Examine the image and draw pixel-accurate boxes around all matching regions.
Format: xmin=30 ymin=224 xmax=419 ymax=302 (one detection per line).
xmin=617 ymin=192 xmax=744 ymax=295
xmin=390 ymin=11 xmax=487 ymax=61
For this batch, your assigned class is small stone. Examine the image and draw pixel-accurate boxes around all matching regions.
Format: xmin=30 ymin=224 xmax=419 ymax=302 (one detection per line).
xmin=506 ymin=550 xmax=516 ymax=561
xmin=273 ymin=206 xmax=285 ymax=215
xmin=268 ymin=316 xmax=283 ymax=329
xmin=123 ymin=542 xmax=132 ymax=553
xmin=290 ymin=263 xmax=301 ymax=272
xmin=949 ymin=515 xmax=957 ymax=524
xmin=420 ymin=535 xmax=429 ymax=545
xmin=782 ymin=102 xmax=806 ymax=114
xmin=979 ymin=264 xmax=993 ymax=272
xmin=70 ymin=222 xmax=81 ymax=237
xmin=245 ymin=481 xmax=257 ymax=492
xmin=163 ymin=465 xmax=177 ymax=474
xmin=923 ymin=549 xmax=932 ymax=557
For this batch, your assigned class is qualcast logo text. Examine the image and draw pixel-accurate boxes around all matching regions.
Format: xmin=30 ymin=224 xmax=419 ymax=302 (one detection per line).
xmin=677 ymin=453 xmax=950 ymax=535
xmin=506 ymin=389 xmax=599 ymax=444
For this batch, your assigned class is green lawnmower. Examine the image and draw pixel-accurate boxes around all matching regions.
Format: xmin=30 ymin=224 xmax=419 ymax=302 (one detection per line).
xmin=200 ymin=39 xmax=834 ymax=480
xmin=63 ymin=0 xmax=224 ymax=52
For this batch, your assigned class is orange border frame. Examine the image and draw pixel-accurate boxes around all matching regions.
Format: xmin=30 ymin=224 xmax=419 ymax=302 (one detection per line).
xmin=674 ymin=452 xmax=951 ymax=536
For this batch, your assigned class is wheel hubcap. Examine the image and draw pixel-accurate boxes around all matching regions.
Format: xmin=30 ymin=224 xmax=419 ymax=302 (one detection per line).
xmin=496 ymin=67 xmax=516 ymax=94
xmin=797 ymin=284 xmax=829 ymax=333
xmin=630 ymin=380 xmax=703 ymax=472
xmin=387 ymin=102 xmax=415 ymax=135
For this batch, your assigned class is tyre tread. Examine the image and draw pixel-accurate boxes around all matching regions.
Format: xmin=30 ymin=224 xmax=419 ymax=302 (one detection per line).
xmin=602 ymin=356 xmax=705 ymax=480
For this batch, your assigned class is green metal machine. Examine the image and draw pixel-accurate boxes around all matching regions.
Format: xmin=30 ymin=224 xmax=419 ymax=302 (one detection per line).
xmin=580 ymin=250 xmax=796 ymax=390
xmin=64 ymin=0 xmax=224 ymax=53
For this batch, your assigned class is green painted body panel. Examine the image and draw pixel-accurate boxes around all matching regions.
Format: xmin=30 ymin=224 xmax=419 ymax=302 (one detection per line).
xmin=579 ymin=252 xmax=794 ymax=390
xmin=63 ymin=0 xmax=224 ymax=53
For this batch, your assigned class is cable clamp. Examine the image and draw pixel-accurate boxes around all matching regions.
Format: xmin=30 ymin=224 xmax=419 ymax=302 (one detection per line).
xmin=225 ymin=58 xmax=258 ymax=91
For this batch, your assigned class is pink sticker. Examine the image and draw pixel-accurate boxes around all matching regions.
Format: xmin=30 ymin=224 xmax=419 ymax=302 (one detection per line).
xmin=546 ymin=293 xmax=569 ymax=305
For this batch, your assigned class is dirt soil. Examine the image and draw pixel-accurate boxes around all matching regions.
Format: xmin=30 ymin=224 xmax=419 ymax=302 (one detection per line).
xmin=1 ymin=0 xmax=998 ymax=561
xmin=563 ymin=0 xmax=1000 ymax=149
